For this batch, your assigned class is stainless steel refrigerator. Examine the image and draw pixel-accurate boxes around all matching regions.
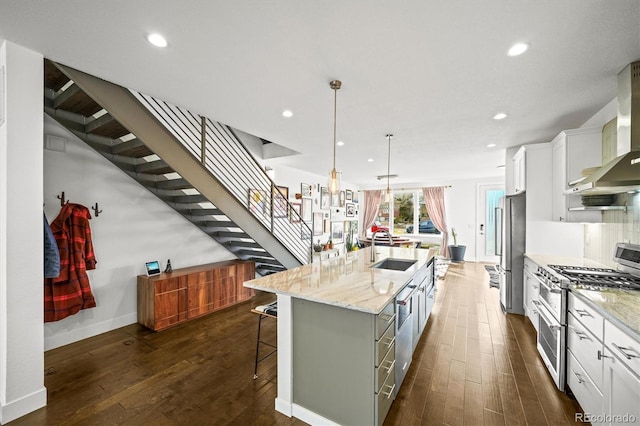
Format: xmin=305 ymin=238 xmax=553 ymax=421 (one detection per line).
xmin=496 ymin=192 xmax=525 ymax=314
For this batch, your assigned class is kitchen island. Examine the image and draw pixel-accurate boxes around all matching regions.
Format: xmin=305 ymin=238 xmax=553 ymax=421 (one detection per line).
xmin=244 ymin=246 xmax=436 ymax=426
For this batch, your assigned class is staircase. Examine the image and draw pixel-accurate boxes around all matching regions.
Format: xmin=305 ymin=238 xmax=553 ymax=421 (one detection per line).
xmin=43 ymin=59 xmax=311 ymax=274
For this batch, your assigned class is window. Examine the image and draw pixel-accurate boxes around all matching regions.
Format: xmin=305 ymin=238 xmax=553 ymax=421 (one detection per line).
xmin=375 ymin=190 xmax=437 ymax=235
xmin=394 ymin=192 xmax=413 ymax=234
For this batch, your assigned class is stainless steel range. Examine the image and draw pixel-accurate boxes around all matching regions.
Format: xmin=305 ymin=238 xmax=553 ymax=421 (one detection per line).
xmin=546 ymin=265 xmax=640 ymax=291
xmin=533 ymin=242 xmax=640 ymax=391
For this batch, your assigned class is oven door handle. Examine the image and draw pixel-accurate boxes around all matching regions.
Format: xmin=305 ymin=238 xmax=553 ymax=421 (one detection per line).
xmin=533 ymin=272 xmax=562 ymax=294
xmin=535 ymin=275 xmax=562 ymax=294
xmin=536 ymin=300 xmax=562 ymax=329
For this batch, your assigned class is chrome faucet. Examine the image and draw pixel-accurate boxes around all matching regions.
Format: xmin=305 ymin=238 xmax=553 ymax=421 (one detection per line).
xmin=370 ymin=230 xmax=393 ymax=262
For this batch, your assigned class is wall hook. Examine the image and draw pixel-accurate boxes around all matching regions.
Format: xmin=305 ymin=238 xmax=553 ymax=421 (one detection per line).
xmin=57 ymin=191 xmax=68 ymax=206
xmin=92 ymin=202 xmax=102 ymax=218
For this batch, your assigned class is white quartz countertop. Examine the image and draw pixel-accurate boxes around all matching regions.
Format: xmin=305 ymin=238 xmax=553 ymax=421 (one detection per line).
xmin=525 ymin=252 xmax=640 ymax=340
xmin=244 ymin=246 xmax=435 ymax=314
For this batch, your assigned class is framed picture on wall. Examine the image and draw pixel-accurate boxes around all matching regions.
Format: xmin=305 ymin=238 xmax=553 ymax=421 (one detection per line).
xmin=331 ymin=221 xmax=344 ymax=244
xmin=273 ymin=186 xmax=289 ymax=218
xmin=301 ymin=224 xmax=311 ymax=240
xmin=301 ymin=197 xmax=312 ymax=222
xmin=248 ymin=189 xmax=268 ymax=218
xmin=290 ymin=203 xmax=301 ymax=223
xmin=346 ymin=203 xmax=355 ymax=217
xmin=339 ymin=190 xmax=346 ymax=207
xmin=345 ymin=189 xmax=353 ymax=201
xmin=352 ymin=191 xmax=359 ymax=204
xmin=313 ymin=212 xmax=324 ymax=235
xmin=320 ymin=187 xmax=329 ymax=210
xmin=330 ymin=191 xmax=339 ymax=207
xmin=301 ymin=183 xmax=312 ymax=198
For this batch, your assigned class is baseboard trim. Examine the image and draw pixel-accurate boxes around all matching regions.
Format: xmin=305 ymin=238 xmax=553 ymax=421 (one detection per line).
xmin=44 ymin=313 xmax=137 ymax=351
xmin=0 ymin=386 xmax=46 ymax=424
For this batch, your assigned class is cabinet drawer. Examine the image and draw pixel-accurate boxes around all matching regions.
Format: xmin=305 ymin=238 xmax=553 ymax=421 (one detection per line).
xmin=154 ymin=278 xmax=184 ymax=294
xmin=375 ymin=341 xmax=395 ymax=393
xmin=567 ymin=312 xmax=603 ymax=389
xmin=375 ymin=368 xmax=395 ymax=426
xmin=605 ymin=319 xmax=640 ymax=374
xmin=376 ymin=301 xmax=396 ymax=340
xmin=567 ymin=349 xmax=603 ymax=418
xmin=568 ymin=293 xmax=603 ymax=340
xmin=376 ymin=320 xmax=396 ymax=366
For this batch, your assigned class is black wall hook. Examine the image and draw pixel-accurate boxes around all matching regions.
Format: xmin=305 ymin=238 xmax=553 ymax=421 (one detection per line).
xmin=57 ymin=191 xmax=68 ymax=206
xmin=92 ymin=202 xmax=102 ymax=217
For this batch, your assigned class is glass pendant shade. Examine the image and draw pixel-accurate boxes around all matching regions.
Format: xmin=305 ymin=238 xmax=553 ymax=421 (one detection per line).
xmin=328 ymin=168 xmax=340 ymax=194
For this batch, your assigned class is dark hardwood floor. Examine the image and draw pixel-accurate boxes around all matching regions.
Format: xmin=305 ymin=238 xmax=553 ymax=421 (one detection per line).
xmin=10 ymin=261 xmax=583 ymax=425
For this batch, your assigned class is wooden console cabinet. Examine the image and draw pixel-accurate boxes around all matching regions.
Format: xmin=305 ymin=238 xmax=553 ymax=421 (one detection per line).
xmin=137 ymin=260 xmax=255 ymax=331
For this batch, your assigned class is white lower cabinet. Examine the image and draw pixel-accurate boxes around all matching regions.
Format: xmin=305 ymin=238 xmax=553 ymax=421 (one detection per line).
xmin=568 ymin=292 xmax=640 ymax=426
xmin=567 ymin=349 xmax=604 ymax=426
xmin=523 ymin=258 xmax=540 ymax=333
xmin=603 ymin=319 xmax=640 ymax=426
xmin=567 ymin=293 xmax=605 ymax=423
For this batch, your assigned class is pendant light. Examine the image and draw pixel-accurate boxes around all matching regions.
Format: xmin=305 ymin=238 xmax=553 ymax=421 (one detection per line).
xmin=328 ymin=80 xmax=342 ymax=194
xmin=384 ymin=134 xmax=393 ymax=202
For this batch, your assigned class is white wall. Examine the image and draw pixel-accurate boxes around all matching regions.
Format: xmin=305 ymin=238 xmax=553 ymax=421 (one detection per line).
xmin=446 ymin=177 xmax=504 ymax=262
xmin=42 ymin=115 xmax=236 ymax=350
xmin=0 ymin=41 xmax=47 ymax=425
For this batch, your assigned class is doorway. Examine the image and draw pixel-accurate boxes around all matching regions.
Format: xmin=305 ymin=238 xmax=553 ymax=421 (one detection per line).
xmin=476 ymin=184 xmax=505 ymax=263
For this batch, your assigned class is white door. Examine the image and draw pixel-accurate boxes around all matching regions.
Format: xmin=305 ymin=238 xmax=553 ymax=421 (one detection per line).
xmin=476 ymin=184 xmax=505 ymax=263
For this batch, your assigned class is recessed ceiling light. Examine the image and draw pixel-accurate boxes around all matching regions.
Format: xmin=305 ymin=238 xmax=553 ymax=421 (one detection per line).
xmin=147 ymin=33 xmax=168 ymax=48
xmin=487 ymin=143 xmax=497 ymax=148
xmin=368 ymin=158 xmax=374 ymax=162
xmin=493 ymin=112 xmax=508 ymax=120
xmin=282 ymin=110 xmax=293 ymax=118
xmin=507 ymin=43 xmax=529 ymax=57
xmin=337 ymin=141 xmax=344 ymax=146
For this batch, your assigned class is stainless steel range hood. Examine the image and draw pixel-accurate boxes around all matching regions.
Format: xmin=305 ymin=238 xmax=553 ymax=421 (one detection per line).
xmin=566 ymin=61 xmax=640 ymax=195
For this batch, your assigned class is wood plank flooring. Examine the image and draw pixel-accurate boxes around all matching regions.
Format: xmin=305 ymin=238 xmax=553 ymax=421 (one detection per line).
xmin=385 ymin=261 xmax=583 ymax=426
xmin=10 ymin=261 xmax=583 ymax=425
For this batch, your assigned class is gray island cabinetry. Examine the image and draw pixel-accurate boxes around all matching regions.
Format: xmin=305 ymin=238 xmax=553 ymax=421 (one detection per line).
xmin=293 ymin=298 xmax=396 ymax=425
xmin=244 ymin=246 xmax=435 ymax=426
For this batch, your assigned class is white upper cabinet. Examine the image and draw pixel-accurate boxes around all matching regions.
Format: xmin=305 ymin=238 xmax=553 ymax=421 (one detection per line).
xmin=551 ymin=127 xmax=603 ymax=222
xmin=513 ymin=147 xmax=526 ymax=194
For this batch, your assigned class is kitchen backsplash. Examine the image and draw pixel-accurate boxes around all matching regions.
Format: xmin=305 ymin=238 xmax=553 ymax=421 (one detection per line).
xmin=584 ymin=193 xmax=640 ymax=267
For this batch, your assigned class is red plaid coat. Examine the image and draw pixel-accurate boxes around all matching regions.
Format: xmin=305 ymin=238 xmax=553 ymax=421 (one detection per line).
xmin=44 ymin=203 xmax=97 ymax=322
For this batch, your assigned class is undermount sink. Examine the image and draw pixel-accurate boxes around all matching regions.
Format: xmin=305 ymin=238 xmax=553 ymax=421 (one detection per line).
xmin=371 ymin=258 xmax=417 ymax=271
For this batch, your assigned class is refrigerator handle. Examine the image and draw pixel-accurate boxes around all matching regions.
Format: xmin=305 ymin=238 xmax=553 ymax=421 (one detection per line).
xmin=495 ymin=207 xmax=503 ymax=256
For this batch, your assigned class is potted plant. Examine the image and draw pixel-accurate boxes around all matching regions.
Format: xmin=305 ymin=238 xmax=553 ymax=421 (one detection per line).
xmin=345 ymin=232 xmax=353 ymax=252
xmin=448 ymin=227 xmax=466 ymax=262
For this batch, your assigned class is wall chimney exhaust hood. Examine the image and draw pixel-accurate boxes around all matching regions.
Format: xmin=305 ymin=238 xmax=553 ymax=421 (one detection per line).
xmin=566 ymin=61 xmax=640 ymax=195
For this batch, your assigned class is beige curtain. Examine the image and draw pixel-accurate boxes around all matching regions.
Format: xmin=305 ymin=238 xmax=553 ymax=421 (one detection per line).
xmin=361 ymin=190 xmax=383 ymax=238
xmin=422 ymin=186 xmax=449 ymax=257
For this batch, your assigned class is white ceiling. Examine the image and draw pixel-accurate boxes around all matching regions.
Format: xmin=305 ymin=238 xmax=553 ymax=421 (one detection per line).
xmin=1 ymin=1 xmax=639 ymax=188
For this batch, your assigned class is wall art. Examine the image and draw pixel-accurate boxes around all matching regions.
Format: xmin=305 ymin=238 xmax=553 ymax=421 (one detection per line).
xmin=301 ymin=183 xmax=312 ymax=198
